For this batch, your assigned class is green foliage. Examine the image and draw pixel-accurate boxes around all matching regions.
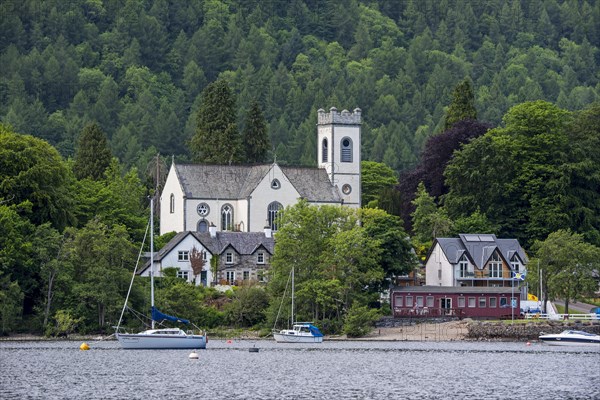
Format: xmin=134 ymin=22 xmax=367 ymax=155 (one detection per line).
xmin=223 ymin=285 xmax=270 ymax=328
xmin=73 ymin=122 xmax=112 ymax=180
xmin=343 ymin=303 xmax=380 ymax=338
xmin=411 ymin=182 xmax=452 ymax=244
xmin=0 ymin=124 xmax=75 ymax=230
xmin=444 ymin=77 xmax=477 ymax=130
xmin=190 ymin=79 xmax=242 ymax=164
xmin=361 ymin=161 xmax=397 ymax=206
xmin=242 ymin=100 xmax=270 ymax=163
xmin=45 ymin=310 xmax=82 ymax=337
xmin=531 ymin=230 xmax=600 ymax=314
xmin=0 ymin=276 xmax=23 ymax=335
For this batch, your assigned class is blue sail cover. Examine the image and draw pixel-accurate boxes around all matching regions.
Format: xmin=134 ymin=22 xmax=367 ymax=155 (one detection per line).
xmin=308 ymin=324 xmax=323 ymax=337
xmin=151 ymin=306 xmax=190 ymax=324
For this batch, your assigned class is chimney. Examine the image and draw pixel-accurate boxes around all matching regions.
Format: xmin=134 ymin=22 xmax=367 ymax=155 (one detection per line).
xmin=264 ymin=225 xmax=272 ymax=238
xmin=209 ymin=223 xmax=217 ymax=238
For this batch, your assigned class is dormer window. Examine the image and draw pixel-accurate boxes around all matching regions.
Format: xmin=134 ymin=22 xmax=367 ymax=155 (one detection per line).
xmin=322 ymin=138 xmax=328 ymax=162
xmin=271 ymin=179 xmax=280 ymax=189
xmin=341 ymin=137 xmax=352 ymax=162
xmin=257 ymin=252 xmax=265 ymax=264
xmin=488 ymin=252 xmax=502 ymax=278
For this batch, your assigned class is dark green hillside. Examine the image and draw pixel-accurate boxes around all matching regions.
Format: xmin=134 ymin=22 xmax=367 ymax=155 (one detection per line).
xmin=1 ymin=0 xmax=598 ymax=173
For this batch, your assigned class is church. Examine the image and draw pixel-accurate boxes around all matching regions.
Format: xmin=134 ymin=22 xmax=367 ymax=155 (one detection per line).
xmin=159 ymin=107 xmax=363 ymax=235
xmin=146 ymin=107 xmax=362 ymax=286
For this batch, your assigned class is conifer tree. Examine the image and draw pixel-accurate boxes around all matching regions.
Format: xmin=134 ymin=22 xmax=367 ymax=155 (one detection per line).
xmin=190 ymin=79 xmax=242 ymax=164
xmin=444 ymin=78 xmax=477 ymax=131
xmin=73 ymin=122 xmax=112 ymax=181
xmin=242 ymin=100 xmax=270 ymax=163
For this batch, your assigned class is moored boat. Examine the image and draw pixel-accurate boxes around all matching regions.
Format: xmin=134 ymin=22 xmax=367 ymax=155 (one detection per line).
xmin=539 ymin=330 xmax=600 ymax=346
xmin=115 ymin=197 xmax=207 ymax=350
xmin=273 ymin=323 xmax=324 ymax=343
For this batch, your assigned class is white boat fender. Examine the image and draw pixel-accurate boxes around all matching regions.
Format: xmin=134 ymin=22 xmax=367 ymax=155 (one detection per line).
xmin=189 ymin=350 xmax=199 ymax=359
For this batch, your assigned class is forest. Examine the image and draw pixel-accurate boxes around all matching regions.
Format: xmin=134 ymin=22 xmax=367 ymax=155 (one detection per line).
xmin=1 ymin=0 xmax=600 ymax=336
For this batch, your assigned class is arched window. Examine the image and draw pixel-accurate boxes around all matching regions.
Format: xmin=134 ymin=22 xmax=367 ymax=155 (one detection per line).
xmin=170 ymin=194 xmax=175 ymax=213
xmin=341 ymin=137 xmax=352 ymax=162
xmin=197 ymin=220 xmax=208 ymax=232
xmin=221 ymin=204 xmax=233 ymax=231
xmin=267 ymin=202 xmax=283 ymax=231
xmin=322 ymin=138 xmax=328 ymax=162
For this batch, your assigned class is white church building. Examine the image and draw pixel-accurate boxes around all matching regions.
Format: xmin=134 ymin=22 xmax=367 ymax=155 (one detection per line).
xmin=159 ymin=107 xmax=363 ymax=235
xmin=146 ymin=107 xmax=363 ymax=286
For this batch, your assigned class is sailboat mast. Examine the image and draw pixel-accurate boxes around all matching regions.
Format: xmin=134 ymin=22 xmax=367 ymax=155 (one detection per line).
xmin=291 ymin=267 xmax=294 ymax=325
xmin=150 ymin=196 xmax=155 ymax=330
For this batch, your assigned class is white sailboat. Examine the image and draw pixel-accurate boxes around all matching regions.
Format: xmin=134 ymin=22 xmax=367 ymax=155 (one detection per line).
xmin=272 ymin=267 xmax=323 ymax=343
xmin=115 ymin=197 xmax=207 ymax=349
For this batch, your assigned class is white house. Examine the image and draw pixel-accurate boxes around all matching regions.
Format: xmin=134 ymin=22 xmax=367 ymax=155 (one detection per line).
xmin=159 ymin=107 xmax=362 ymax=235
xmin=425 ymin=233 xmax=528 ymax=296
xmin=140 ymin=225 xmax=275 ymax=286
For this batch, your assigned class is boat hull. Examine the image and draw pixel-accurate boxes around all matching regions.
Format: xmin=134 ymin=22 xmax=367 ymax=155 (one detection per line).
xmin=273 ymin=332 xmax=323 ymax=343
xmin=539 ymin=337 xmax=600 ymax=346
xmin=539 ymin=330 xmax=600 ymax=347
xmin=116 ymin=333 xmax=207 ymax=349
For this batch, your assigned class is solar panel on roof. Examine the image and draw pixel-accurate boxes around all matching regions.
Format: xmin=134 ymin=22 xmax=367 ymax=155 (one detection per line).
xmin=478 ymin=235 xmax=494 ymax=241
xmin=463 ymin=235 xmax=480 ymax=241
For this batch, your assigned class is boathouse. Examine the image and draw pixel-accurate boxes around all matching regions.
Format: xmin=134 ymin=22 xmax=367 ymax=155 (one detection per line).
xmin=390 ymin=286 xmax=521 ymax=319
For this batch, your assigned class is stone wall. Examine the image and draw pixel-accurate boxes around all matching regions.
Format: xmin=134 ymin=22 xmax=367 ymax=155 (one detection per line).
xmin=466 ymin=320 xmax=600 ymax=340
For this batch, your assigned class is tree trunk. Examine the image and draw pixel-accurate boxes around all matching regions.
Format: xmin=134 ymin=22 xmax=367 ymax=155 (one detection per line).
xmin=43 ymin=270 xmax=56 ymax=327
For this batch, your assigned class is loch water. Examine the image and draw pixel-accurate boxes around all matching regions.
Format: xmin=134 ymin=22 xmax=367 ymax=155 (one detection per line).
xmin=1 ymin=339 xmax=598 ymax=400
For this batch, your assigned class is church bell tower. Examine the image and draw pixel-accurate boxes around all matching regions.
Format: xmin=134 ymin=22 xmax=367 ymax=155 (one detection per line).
xmin=317 ymin=107 xmax=361 ymax=208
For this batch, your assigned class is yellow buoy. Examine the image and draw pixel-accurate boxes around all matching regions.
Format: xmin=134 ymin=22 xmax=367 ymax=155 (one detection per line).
xmin=80 ymin=343 xmax=90 ymax=351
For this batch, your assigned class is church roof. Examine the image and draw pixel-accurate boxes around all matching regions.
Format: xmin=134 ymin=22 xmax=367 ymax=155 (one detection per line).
xmin=174 ymin=163 xmax=341 ymax=203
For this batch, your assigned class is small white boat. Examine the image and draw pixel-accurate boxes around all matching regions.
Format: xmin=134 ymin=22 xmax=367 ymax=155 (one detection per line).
xmin=117 ymin=327 xmax=207 ymax=349
xmin=273 ymin=323 xmax=324 ymax=343
xmin=273 ymin=267 xmax=323 ymax=343
xmin=539 ymin=330 xmax=600 ymax=346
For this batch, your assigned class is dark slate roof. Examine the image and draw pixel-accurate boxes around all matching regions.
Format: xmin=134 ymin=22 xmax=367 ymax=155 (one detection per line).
xmin=138 ymin=231 xmax=274 ymax=275
xmin=191 ymin=231 xmax=274 ymax=255
xmin=173 ymin=163 xmax=341 ymax=203
xmin=433 ymin=234 xmax=528 ymax=270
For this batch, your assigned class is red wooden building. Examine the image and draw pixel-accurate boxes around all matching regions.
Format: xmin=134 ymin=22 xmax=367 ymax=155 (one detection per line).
xmin=390 ymin=286 xmax=520 ymax=319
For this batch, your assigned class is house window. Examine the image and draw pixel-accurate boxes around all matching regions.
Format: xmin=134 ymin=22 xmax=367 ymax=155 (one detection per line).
xmin=226 ymin=271 xmax=235 ymax=284
xmin=479 ymin=297 xmax=487 ymax=308
xmin=198 ymin=220 xmax=208 ymax=232
xmin=271 ymin=179 xmax=281 ymax=189
xmin=488 ymin=252 xmax=502 ymax=278
xmin=500 ymin=297 xmax=508 ymax=307
xmin=170 ymin=194 xmax=175 ymax=213
xmin=268 ymin=202 xmax=283 ymax=231
xmin=405 ymin=296 xmax=413 ymax=307
xmin=394 ymin=296 xmax=403 ymax=307
xmin=340 ymin=137 xmax=352 ymax=162
xmin=458 ymin=297 xmax=466 ymax=308
xmin=225 ymin=252 xmax=233 ymax=264
xmin=426 ymin=296 xmax=434 ymax=307
xmin=197 ymin=203 xmax=210 ymax=216
xmin=322 ymin=138 xmax=328 ymax=162
xmin=468 ymin=297 xmax=476 ymax=307
xmin=243 ymin=271 xmax=250 ymax=281
xmin=416 ymin=296 xmax=424 ymax=307
xmin=178 ymin=251 xmax=189 ymax=261
xmin=177 ymin=270 xmax=189 ymax=280
xmin=202 ymin=251 xmax=207 ymax=261
xmin=489 ymin=297 xmax=497 ymax=308
xmin=221 ymin=204 xmax=233 ymax=230
xmin=459 ymin=255 xmax=469 ymax=277
xmin=257 ymin=269 xmax=265 ymax=282
xmin=511 ymin=260 xmax=519 ymax=272
xmin=257 ymin=252 xmax=265 ymax=264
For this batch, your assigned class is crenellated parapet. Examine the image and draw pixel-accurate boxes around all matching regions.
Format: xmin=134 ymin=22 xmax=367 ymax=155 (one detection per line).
xmin=317 ymin=107 xmax=362 ymax=125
